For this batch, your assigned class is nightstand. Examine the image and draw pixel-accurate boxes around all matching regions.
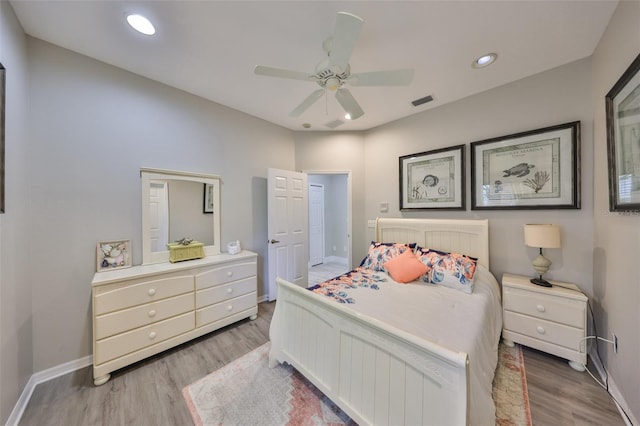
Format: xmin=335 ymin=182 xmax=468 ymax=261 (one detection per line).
xmin=502 ymin=273 xmax=587 ymax=371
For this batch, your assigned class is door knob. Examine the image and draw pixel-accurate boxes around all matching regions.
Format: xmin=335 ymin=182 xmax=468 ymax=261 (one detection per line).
xmin=269 ymin=239 xmax=280 ymax=244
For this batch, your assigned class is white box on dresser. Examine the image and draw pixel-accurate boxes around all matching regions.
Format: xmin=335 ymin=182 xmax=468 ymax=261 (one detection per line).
xmin=501 ymin=273 xmax=587 ymax=372
xmin=91 ymin=251 xmax=258 ymax=385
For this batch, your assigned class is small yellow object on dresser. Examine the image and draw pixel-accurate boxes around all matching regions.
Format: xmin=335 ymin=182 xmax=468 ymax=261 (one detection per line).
xmin=167 ymin=241 xmax=205 ymax=263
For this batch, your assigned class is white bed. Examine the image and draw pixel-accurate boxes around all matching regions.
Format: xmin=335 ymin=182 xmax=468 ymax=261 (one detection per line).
xmin=269 ymin=218 xmax=502 ymax=425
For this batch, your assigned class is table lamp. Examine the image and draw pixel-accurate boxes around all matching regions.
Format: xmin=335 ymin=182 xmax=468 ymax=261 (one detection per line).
xmin=523 ymin=224 xmax=561 ymax=287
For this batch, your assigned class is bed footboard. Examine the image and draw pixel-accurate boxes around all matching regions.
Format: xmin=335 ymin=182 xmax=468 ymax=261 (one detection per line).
xmin=269 ymin=278 xmax=469 ymax=426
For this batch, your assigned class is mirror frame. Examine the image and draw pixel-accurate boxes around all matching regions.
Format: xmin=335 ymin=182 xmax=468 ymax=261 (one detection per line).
xmin=141 ymin=168 xmax=221 ymax=265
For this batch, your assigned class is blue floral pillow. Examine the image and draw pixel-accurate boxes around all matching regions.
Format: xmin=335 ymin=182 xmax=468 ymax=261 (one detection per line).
xmin=415 ymin=247 xmax=478 ymax=294
xmin=359 ymin=241 xmax=416 ymax=272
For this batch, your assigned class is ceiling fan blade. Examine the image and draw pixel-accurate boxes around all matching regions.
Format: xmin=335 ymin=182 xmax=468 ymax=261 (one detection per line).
xmin=335 ymin=88 xmax=364 ymax=120
xmin=290 ymin=89 xmax=325 ymax=117
xmin=254 ymin=65 xmax=315 ymax=82
xmin=349 ymin=69 xmax=415 ymax=86
xmin=328 ymin=12 xmax=364 ymax=73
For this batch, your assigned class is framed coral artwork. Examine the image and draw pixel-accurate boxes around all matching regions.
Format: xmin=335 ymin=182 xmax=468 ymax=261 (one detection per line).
xmin=96 ymin=240 xmax=132 ymax=272
xmin=471 ymin=121 xmax=581 ymax=210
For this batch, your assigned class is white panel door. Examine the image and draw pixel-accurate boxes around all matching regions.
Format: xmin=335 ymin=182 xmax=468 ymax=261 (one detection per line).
xmin=268 ymin=168 xmax=308 ymax=301
xmin=149 ymin=181 xmax=169 ymax=252
xmin=309 ymin=183 xmax=324 ymax=267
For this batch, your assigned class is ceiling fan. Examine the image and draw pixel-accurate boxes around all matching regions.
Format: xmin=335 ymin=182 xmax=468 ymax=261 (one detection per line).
xmin=254 ymin=12 xmax=414 ymax=121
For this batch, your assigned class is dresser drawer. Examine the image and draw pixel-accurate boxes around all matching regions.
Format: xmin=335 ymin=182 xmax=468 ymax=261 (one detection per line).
xmin=503 ymin=286 xmax=585 ymax=328
xmin=196 ymin=292 xmax=256 ymax=327
xmin=196 ymin=276 xmax=256 ymax=309
xmin=195 ymin=261 xmax=256 ymax=290
xmin=95 ymin=312 xmax=194 ymax=365
xmin=95 ymin=293 xmax=194 ymax=340
xmin=94 ymin=275 xmax=193 ymax=315
xmin=503 ymin=311 xmax=583 ymax=351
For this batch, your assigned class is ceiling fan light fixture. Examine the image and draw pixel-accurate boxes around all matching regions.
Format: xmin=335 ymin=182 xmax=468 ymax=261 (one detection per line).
xmin=325 ymin=77 xmax=341 ymax=91
xmin=126 ymin=14 xmax=156 ymax=36
xmin=472 ymin=53 xmax=497 ymax=68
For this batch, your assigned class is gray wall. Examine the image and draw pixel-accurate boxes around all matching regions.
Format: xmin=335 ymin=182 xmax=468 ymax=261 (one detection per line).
xmin=363 ymin=58 xmax=594 ymax=293
xmin=295 ymin=133 xmax=367 ymax=267
xmin=0 ymin=2 xmax=32 ymax=422
xmin=26 ymin=38 xmax=295 ymax=374
xmin=592 ymin=0 xmax=640 ymax=421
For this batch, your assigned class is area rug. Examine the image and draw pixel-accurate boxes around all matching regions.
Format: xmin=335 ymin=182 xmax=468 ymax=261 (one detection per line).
xmin=183 ymin=342 xmax=531 ymax=426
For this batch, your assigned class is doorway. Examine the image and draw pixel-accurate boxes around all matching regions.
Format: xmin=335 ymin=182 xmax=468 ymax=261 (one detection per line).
xmin=306 ymin=171 xmax=352 ymax=286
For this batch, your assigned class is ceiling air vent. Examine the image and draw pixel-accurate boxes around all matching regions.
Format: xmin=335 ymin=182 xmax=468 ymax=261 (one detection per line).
xmin=411 ymin=95 xmax=434 ymax=107
xmin=325 ymin=119 xmax=344 ymax=129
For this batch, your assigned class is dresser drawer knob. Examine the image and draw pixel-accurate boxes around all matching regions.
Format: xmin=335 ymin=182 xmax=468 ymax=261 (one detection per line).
xmin=148 ymin=310 xmax=156 ymax=318
xmin=227 ymin=271 xmax=233 ymax=277
xmin=536 ymin=326 xmax=546 ymax=335
xmin=148 ymin=288 xmax=156 ymax=296
xmin=149 ymin=331 xmax=157 ymax=340
xmin=227 ymin=305 xmax=233 ymax=311
xmin=536 ymin=304 xmax=546 ymax=313
xmin=227 ymin=288 xmax=233 ymax=294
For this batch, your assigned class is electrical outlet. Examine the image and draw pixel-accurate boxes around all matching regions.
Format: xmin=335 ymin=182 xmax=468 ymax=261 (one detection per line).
xmin=613 ymin=334 xmax=619 ymax=353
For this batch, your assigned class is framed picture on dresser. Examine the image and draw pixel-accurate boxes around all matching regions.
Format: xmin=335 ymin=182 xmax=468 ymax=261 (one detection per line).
xmin=606 ymin=52 xmax=640 ymax=212
xmin=96 ymin=240 xmax=131 ymax=272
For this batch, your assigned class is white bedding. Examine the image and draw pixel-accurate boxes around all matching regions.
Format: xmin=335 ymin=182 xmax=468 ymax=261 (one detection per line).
xmin=313 ymin=265 xmax=503 ymax=425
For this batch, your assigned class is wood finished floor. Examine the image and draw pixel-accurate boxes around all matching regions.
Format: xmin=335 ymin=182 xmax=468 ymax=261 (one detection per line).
xmin=19 ymin=301 xmax=624 ymax=426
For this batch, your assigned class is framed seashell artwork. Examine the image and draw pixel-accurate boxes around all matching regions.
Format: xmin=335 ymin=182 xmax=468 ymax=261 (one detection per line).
xmin=399 ymin=144 xmax=465 ymax=210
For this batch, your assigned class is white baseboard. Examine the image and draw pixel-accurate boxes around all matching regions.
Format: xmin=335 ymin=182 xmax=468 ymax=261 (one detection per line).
xmin=6 ymin=355 xmax=93 ymax=426
xmin=588 ymin=347 xmax=637 ymax=426
xmin=257 ymin=294 xmax=268 ymax=304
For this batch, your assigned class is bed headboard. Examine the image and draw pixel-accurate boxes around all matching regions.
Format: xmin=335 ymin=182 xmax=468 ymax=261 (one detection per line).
xmin=375 ymin=218 xmax=490 ymax=268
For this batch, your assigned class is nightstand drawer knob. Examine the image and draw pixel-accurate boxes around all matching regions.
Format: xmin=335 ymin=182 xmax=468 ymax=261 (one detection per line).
xmin=148 ymin=288 xmax=156 ymax=296
xmin=536 ymin=326 xmax=546 ymax=334
xmin=149 ymin=331 xmax=157 ymax=340
xmin=148 ymin=310 xmax=156 ymax=318
xmin=536 ymin=304 xmax=546 ymax=312
xmin=227 ymin=305 xmax=233 ymax=311
xmin=227 ymin=271 xmax=233 ymax=277
xmin=227 ymin=288 xmax=233 ymax=294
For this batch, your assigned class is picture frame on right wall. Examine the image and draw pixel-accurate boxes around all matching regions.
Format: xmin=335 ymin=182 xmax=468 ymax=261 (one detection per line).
xmin=471 ymin=121 xmax=581 ymax=210
xmin=606 ymin=52 xmax=640 ymax=212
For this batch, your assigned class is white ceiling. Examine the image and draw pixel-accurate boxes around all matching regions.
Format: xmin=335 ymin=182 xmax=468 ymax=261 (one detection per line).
xmin=9 ymin=0 xmax=618 ymax=131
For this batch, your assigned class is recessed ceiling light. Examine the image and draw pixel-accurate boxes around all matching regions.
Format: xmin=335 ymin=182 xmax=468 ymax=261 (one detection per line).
xmin=472 ymin=53 xmax=497 ymax=69
xmin=344 ymin=113 xmax=352 ymax=120
xmin=126 ymin=14 xmax=156 ymax=36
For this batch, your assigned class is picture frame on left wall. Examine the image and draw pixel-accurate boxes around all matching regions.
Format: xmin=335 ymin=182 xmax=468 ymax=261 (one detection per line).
xmin=96 ymin=240 xmax=132 ymax=272
xmin=0 ymin=62 xmax=6 ymax=214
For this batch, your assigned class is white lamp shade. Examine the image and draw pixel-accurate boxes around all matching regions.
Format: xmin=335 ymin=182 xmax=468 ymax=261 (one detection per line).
xmin=524 ymin=224 xmax=561 ymax=248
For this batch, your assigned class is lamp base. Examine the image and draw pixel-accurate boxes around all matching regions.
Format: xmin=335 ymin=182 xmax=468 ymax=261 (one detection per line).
xmin=530 ymin=277 xmax=553 ymax=287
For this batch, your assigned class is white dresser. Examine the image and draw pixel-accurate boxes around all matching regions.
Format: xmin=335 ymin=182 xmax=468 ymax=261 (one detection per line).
xmin=92 ymin=251 xmax=258 ymax=385
xmin=501 ymin=273 xmax=587 ymax=371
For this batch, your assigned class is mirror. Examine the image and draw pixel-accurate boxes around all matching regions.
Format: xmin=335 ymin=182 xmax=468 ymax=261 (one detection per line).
xmin=141 ymin=168 xmax=221 ymax=264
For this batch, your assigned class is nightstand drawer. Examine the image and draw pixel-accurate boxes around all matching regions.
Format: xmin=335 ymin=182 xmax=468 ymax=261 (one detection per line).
xmin=503 ymin=311 xmax=583 ymax=351
xmin=503 ymin=285 xmax=584 ymax=328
